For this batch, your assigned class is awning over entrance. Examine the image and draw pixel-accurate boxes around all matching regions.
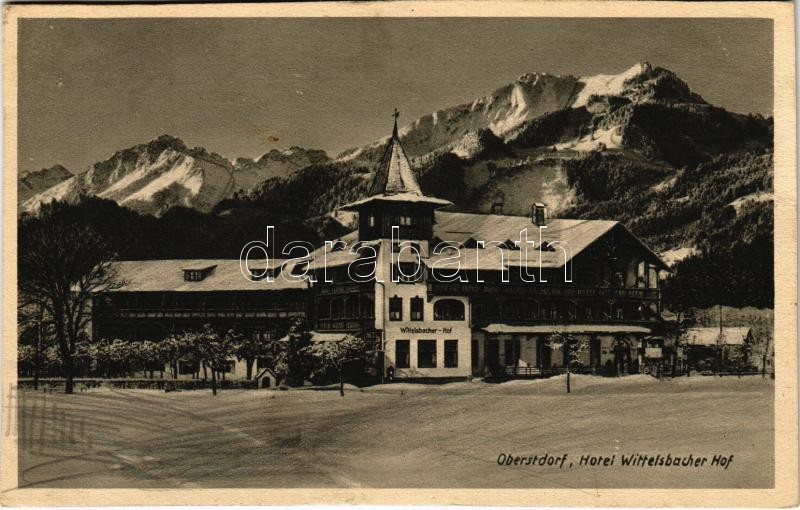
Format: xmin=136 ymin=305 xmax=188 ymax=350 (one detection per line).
xmin=482 ymin=324 xmax=652 ymax=335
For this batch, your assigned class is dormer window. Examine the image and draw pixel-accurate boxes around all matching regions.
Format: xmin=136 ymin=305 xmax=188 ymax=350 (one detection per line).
xmin=184 ymin=271 xmax=203 ymax=282
xmin=182 ymin=264 xmax=217 ymax=282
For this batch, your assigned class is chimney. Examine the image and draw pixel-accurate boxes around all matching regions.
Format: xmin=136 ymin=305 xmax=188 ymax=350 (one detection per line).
xmin=491 ymin=201 xmax=504 ymax=215
xmin=532 ymin=202 xmax=547 ymax=226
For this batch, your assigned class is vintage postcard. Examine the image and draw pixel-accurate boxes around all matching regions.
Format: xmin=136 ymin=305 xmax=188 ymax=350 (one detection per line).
xmin=1 ymin=2 xmax=797 ymax=507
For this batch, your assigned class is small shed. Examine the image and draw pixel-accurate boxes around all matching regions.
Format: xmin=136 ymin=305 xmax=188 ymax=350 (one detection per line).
xmin=680 ymin=327 xmax=755 ymax=371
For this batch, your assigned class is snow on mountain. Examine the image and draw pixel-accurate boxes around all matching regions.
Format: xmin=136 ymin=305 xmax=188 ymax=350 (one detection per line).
xmin=21 ymin=63 xmax=748 ymax=219
xmin=20 ymin=135 xmax=334 ymax=216
xmin=572 ymin=62 xmax=650 ymax=107
xmin=232 ymin=147 xmax=331 ymax=193
xmin=336 ymin=63 xmax=664 ymax=164
xmin=18 ymin=164 xmax=73 ymax=203
xmin=21 ymin=136 xmax=235 ymax=216
xmin=337 ymin=62 xmax=713 ymax=166
xmin=441 ymin=129 xmax=512 ymax=160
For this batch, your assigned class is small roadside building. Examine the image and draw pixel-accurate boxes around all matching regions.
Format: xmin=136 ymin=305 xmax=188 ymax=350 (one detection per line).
xmin=680 ymin=327 xmax=755 ymax=372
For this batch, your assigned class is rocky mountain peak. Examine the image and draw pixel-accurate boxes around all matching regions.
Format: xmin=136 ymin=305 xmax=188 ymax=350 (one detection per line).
xmin=18 ymin=164 xmax=74 ymax=203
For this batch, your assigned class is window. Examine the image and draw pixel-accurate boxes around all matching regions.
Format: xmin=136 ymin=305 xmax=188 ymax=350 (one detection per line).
xmin=331 ymin=299 xmax=343 ymax=319
xmin=502 ymin=300 xmax=523 ymax=320
xmin=648 ymin=267 xmax=659 ymax=289
xmin=505 ymin=339 xmax=520 ymax=367
xmin=396 ymin=340 xmax=410 ymax=368
xmin=568 ymin=302 xmax=578 ymax=320
xmin=418 ymin=340 xmax=437 ymax=368
xmin=317 ymin=299 xmax=330 ymax=319
xmin=392 ymin=262 xmax=423 ymax=283
xmin=178 ymin=361 xmax=198 ymax=375
xmin=345 ymin=295 xmax=360 ymax=318
xmin=361 ymin=294 xmax=375 ymax=318
xmin=392 ymin=241 xmax=420 ymax=253
xmin=472 ymin=299 xmax=498 ymax=320
xmin=410 ymin=297 xmax=424 ymax=321
xmin=434 ymin=299 xmax=465 ymax=321
xmin=389 ymin=297 xmax=403 ymax=321
xmin=368 ymin=215 xmax=376 ymax=227
xmin=184 ymin=270 xmax=203 ymax=281
xmin=444 ymin=340 xmax=458 ymax=368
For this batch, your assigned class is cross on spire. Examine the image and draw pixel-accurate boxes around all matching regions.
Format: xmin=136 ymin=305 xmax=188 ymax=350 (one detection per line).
xmin=392 ymin=108 xmax=400 ymax=138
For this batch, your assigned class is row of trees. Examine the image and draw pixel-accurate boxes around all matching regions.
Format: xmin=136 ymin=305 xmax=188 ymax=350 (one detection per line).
xmin=18 ymin=316 xmax=369 ymax=397
xmin=525 ymin=330 xmax=762 ymax=395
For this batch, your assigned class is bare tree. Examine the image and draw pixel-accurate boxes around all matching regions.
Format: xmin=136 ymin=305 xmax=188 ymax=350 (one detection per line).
xmin=18 ymin=203 xmax=123 ymax=394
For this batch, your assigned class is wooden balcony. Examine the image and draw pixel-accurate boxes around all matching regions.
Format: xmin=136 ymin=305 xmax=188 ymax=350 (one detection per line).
xmin=97 ymin=308 xmax=305 ymax=320
xmin=315 ymin=318 xmax=375 ymax=332
xmin=427 ymin=282 xmax=660 ymax=301
xmin=316 ymin=283 xmax=374 ymax=296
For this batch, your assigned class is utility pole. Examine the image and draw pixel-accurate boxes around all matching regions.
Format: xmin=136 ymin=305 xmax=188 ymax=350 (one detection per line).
xmin=33 ymin=304 xmax=44 ymax=390
xmin=717 ymin=305 xmax=723 ymax=377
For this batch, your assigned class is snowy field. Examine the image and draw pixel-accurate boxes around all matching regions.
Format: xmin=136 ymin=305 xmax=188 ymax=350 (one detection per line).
xmin=14 ymin=375 xmax=773 ymax=489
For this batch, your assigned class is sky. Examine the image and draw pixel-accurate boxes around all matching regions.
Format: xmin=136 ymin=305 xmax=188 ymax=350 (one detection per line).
xmin=18 ymin=17 xmax=773 ymax=173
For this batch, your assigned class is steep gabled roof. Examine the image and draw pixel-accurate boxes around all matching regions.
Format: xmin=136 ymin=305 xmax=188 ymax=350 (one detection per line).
xmin=340 ymin=111 xmax=452 ymax=212
xmin=369 ymin=121 xmax=421 ymax=196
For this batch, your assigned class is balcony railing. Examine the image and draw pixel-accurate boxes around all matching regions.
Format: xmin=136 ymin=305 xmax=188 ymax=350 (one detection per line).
xmin=475 ymin=316 xmax=660 ymax=326
xmin=504 ymin=366 xmax=596 ymax=377
xmin=428 ymin=282 xmax=660 ymax=301
xmin=97 ymin=308 xmax=305 ymax=320
xmin=317 ymin=283 xmax=374 ymax=296
xmin=315 ymin=318 xmax=375 ymax=332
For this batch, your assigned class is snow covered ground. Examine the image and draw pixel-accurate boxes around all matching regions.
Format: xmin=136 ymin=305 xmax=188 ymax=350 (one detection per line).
xmin=659 ymin=246 xmax=699 ymax=266
xmin=729 ymin=191 xmax=773 ymax=214
xmin=16 ymin=375 xmax=773 ymax=489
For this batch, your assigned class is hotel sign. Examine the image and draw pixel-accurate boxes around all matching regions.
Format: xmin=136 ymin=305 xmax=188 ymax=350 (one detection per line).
xmin=398 ymin=326 xmax=454 ymax=334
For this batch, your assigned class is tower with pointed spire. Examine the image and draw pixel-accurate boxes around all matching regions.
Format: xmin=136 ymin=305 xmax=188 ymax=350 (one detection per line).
xmin=340 ymin=109 xmax=451 ymax=241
